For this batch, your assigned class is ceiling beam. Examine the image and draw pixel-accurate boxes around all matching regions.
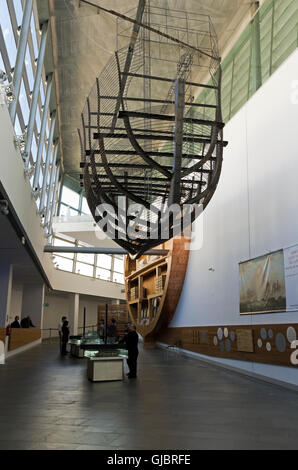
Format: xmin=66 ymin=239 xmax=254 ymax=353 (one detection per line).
xmin=118 ymin=110 xmax=225 ymax=128
xmin=80 ymin=163 xmax=213 ymax=174
xmin=85 ymin=174 xmax=207 ymax=184
xmin=119 ymin=72 xmax=219 ymax=90
xmin=45 ymin=246 xmax=169 ymax=256
xmin=90 ymin=97 xmax=217 ymax=109
xmin=84 ymin=150 xmax=217 ymax=161
xmin=93 ymin=132 xmax=228 ymax=146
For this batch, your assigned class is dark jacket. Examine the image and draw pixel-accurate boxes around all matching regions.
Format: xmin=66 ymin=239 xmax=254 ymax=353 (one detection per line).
xmin=122 ymin=330 xmax=139 ymax=354
xmin=20 ymin=318 xmax=35 ymax=328
xmin=20 ymin=318 xmax=29 ymax=328
xmin=11 ymin=320 xmax=21 ymax=328
xmin=62 ymin=324 xmax=69 ymax=342
xmin=108 ymin=323 xmax=117 ymax=337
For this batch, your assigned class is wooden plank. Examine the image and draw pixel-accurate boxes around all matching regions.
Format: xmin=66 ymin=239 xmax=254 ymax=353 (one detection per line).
xmin=9 ymin=329 xmax=41 ymax=351
xmin=98 ymin=304 xmax=128 ymax=322
xmin=127 ymin=257 xmax=168 ymax=281
xmin=125 ymin=237 xmax=190 ymax=348
xmin=98 ymin=304 xmax=129 ymax=338
xmin=157 ymin=323 xmax=298 ymax=368
xmin=0 ymin=328 xmax=6 ymax=346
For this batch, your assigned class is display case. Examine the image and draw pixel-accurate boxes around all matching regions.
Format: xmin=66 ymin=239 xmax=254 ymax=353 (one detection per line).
xmin=69 ymin=332 xmax=106 ymax=358
xmin=87 ymin=356 xmax=127 ymax=382
xmin=68 ymin=332 xmax=128 ymax=381
xmin=84 ymin=349 xmax=128 ymax=359
xmin=68 ymin=337 xmax=84 ymax=358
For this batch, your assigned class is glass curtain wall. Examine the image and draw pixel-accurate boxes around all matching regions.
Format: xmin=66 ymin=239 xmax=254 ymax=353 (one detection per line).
xmin=52 ymin=235 xmax=124 ymax=284
xmin=0 ymin=0 xmax=60 ymax=236
xmin=59 ymin=185 xmax=92 ymax=217
xmin=56 ymin=185 xmax=124 ymax=284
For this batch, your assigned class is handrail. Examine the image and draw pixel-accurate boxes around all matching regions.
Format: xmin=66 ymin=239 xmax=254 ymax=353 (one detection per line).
xmin=42 ymin=324 xmax=98 ymax=331
xmin=42 ymin=322 xmax=129 ymax=338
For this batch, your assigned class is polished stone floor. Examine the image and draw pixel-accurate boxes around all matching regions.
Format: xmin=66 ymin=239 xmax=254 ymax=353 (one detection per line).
xmin=0 ymin=342 xmax=298 ymax=450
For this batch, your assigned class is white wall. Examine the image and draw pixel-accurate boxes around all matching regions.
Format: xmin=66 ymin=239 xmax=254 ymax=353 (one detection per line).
xmin=21 ymin=284 xmax=45 ymax=328
xmin=78 ymin=297 xmax=102 ymax=329
xmin=43 ymin=291 xmax=113 ymax=337
xmin=170 ymin=49 xmax=298 ymax=385
xmin=10 ymin=283 xmax=23 ymax=321
xmin=43 ymin=292 xmax=69 ymax=336
xmin=51 ymin=269 xmax=124 ymax=300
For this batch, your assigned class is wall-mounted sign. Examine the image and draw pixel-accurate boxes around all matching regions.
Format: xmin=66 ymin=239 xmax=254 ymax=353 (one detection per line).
xmin=284 ymin=245 xmax=298 ymax=311
xmin=236 ymin=329 xmax=254 ymax=353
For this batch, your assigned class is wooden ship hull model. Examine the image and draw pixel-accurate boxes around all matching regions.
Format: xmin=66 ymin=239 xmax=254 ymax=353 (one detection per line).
xmin=79 ymin=2 xmax=226 ymax=260
xmin=125 ymin=237 xmax=189 ymax=348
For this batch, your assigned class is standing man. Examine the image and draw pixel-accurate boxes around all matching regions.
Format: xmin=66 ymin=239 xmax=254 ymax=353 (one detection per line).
xmin=98 ymin=319 xmax=105 ymax=341
xmin=58 ymin=316 xmax=67 ymax=353
xmin=121 ymin=324 xmax=139 ymax=379
xmin=107 ymin=318 xmax=118 ymax=344
xmin=61 ymin=320 xmax=70 ymax=356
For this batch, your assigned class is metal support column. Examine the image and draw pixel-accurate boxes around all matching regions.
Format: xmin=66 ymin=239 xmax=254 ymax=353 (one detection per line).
xmin=110 ymin=255 xmax=115 ymax=282
xmin=57 ymin=172 xmax=64 ymax=216
xmin=44 ymin=141 xmax=58 ymax=229
xmin=169 ymin=78 xmax=185 ymax=205
xmin=78 ymin=190 xmax=83 ymax=214
xmin=24 ymin=21 xmax=49 ymax=167
xmin=39 ymin=111 xmax=56 ymax=213
xmin=33 ymin=73 xmax=53 ymax=190
xmin=48 ymin=165 xmax=60 ymax=242
xmin=9 ymin=0 xmax=34 ymax=124
xmin=250 ymin=2 xmax=262 ymax=93
xmin=143 ymin=0 xmax=151 ymax=151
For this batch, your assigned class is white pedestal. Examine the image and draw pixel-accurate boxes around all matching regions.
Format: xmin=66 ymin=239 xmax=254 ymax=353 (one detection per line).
xmin=70 ymin=343 xmax=84 ymax=358
xmin=87 ymin=357 xmax=125 ymax=382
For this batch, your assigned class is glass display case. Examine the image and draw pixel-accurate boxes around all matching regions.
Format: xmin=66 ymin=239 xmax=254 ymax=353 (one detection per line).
xmin=84 ymin=349 xmax=128 ymax=359
xmin=68 ymin=336 xmax=84 ymax=358
xmin=68 ymin=332 xmax=128 ymax=359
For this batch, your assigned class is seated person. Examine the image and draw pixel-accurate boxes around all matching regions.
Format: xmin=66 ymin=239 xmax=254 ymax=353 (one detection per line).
xmin=11 ymin=316 xmax=21 ymax=328
xmin=20 ymin=316 xmax=35 ymax=328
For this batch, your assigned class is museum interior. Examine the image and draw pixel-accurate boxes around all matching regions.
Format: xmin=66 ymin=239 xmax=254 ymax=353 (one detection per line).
xmin=0 ymin=0 xmax=298 ymax=451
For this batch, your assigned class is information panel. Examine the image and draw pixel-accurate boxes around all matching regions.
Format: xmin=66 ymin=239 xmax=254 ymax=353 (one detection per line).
xmin=284 ymin=245 xmax=298 ymax=310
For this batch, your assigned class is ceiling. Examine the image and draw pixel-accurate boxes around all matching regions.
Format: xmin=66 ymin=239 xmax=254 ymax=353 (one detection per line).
xmin=45 ymin=0 xmax=251 ymax=180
